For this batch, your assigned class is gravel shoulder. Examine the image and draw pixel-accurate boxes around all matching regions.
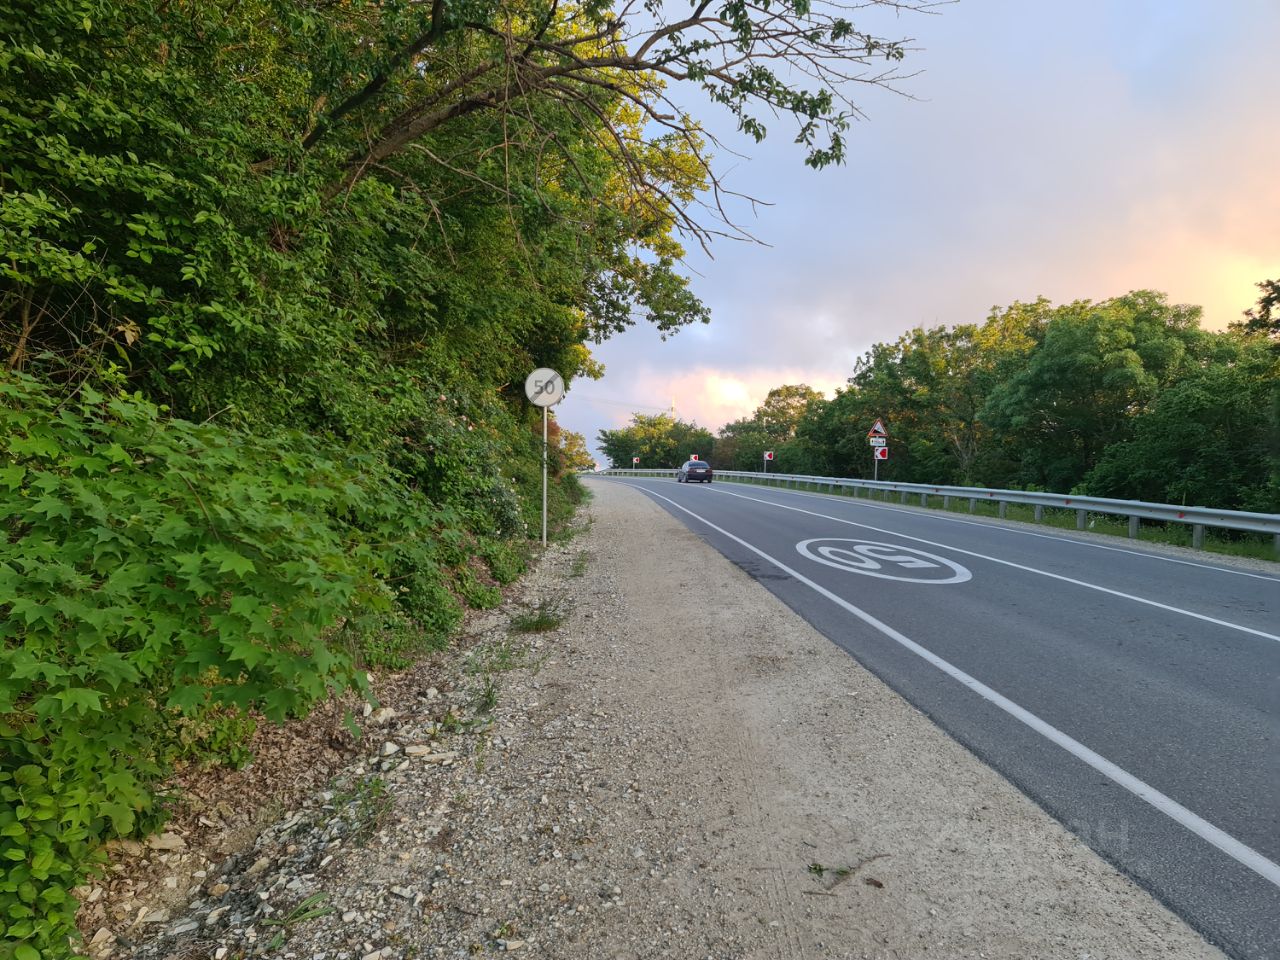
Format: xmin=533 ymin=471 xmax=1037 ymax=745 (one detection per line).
xmin=96 ymin=478 xmax=1225 ymax=960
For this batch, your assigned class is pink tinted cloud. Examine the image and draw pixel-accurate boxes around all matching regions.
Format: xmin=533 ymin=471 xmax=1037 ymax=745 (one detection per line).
xmin=576 ymin=368 xmax=844 ymax=435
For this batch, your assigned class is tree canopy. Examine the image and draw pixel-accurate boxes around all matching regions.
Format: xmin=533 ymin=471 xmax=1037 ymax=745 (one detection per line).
xmin=2 ymin=2 xmax=938 ymax=954
xmin=605 ymin=289 xmax=1278 ymax=514
xmin=598 ymin=413 xmax=716 ymax=468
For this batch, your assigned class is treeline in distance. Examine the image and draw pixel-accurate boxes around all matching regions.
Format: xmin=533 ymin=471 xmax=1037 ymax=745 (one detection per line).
xmin=599 ymin=287 xmax=1280 ymax=513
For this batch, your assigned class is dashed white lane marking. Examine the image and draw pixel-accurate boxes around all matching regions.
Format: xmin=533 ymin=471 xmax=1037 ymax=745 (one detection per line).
xmin=620 ymin=481 xmax=1280 ymax=890
xmin=711 ymin=486 xmax=1280 ymax=645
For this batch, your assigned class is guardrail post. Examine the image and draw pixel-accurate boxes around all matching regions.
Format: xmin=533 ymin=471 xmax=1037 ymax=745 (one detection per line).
xmin=900 ymin=490 xmax=908 ymax=504
xmin=920 ymin=493 xmax=928 ymax=507
xmin=1128 ymin=515 xmax=1139 ymax=538
xmin=943 ymin=495 xmax=951 ymax=509
xmin=1192 ymin=524 xmax=1204 ymax=549
xmin=968 ymin=497 xmax=976 ymax=513
xmin=998 ymin=501 xmax=1007 ymax=519
xmin=1034 ymin=505 xmax=1044 ymax=522
xmin=1076 ymin=509 xmax=1086 ymax=530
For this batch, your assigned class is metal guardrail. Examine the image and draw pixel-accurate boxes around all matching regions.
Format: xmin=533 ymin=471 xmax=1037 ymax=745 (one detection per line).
xmin=597 ymin=468 xmax=1280 ymax=555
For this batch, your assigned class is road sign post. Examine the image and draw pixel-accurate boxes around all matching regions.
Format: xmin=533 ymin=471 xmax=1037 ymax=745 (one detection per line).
xmin=525 ymin=367 xmax=566 ymax=546
xmin=867 ymin=419 xmax=888 ymax=482
xmin=873 ymin=444 xmax=888 ymax=480
xmin=764 ymin=450 xmax=774 ymax=474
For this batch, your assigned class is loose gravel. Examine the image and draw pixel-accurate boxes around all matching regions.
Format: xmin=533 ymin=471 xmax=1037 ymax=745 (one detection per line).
xmin=87 ymin=479 xmax=1225 ymax=960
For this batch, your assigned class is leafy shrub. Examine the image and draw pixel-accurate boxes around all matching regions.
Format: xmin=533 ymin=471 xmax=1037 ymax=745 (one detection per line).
xmin=453 ymin=565 xmax=501 ymax=610
xmin=481 ymin=541 xmax=528 ymax=585
xmin=0 ymin=375 xmax=394 ymax=958
xmin=353 ymin=613 xmax=445 ymax=672
xmin=166 ymin=706 xmax=259 ymax=771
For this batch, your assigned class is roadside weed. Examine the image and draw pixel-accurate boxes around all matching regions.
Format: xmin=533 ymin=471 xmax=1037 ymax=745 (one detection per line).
xmin=510 ymin=598 xmax=565 ymax=633
xmin=475 ymin=677 xmax=499 ymax=714
xmin=263 ymin=892 xmax=335 ymax=942
xmin=329 ymin=776 xmax=393 ymax=845
xmin=464 ymin=638 xmax=529 ymax=675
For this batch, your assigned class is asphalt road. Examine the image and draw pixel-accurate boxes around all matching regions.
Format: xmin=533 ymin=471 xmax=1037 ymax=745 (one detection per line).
xmin=595 ymin=476 xmax=1280 ymax=960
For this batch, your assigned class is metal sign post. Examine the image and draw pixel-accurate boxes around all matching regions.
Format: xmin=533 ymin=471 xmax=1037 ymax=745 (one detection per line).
xmin=867 ymin=419 xmax=889 ymax=483
xmin=525 ymin=367 xmax=566 ymax=546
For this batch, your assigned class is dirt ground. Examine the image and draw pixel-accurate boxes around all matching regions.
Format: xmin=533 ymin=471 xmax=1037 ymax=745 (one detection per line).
xmin=89 ymin=478 xmax=1225 ymax=960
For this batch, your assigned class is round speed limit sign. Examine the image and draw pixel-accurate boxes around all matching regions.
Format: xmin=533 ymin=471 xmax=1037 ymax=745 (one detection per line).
xmin=525 ymin=368 xmax=565 ymax=407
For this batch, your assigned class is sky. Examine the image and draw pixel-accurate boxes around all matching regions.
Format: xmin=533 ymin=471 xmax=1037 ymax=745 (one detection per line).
xmin=555 ymin=0 xmax=1280 ymax=465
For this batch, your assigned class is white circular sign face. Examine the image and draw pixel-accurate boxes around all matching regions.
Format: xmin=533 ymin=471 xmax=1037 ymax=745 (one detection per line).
xmin=795 ymin=538 xmax=971 ymax=584
xmin=525 ymin=367 xmax=565 ymax=407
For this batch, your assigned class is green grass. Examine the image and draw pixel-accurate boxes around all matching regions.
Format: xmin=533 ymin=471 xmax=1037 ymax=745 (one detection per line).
xmin=464 ymin=637 xmax=536 ymax=676
xmin=263 ymin=892 xmax=335 ymax=943
xmin=328 ymin=775 xmax=393 ymax=845
xmin=473 ymin=676 xmax=499 ymax=714
xmin=509 ymin=598 xmax=566 ymax=633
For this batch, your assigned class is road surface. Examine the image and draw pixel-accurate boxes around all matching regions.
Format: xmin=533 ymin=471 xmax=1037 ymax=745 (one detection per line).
xmin=598 ymin=476 xmax=1280 ymax=960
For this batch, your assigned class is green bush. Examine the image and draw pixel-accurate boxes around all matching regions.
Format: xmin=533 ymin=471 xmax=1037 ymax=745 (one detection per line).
xmin=0 ymin=375 xmax=396 ymax=958
xmin=167 ymin=705 xmax=259 ymax=770
xmin=454 ymin=565 xmax=502 ymax=610
xmin=481 ymin=541 xmax=528 ymax=585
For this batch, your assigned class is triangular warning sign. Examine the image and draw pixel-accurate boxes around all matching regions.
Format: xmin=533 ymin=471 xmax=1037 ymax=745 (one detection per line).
xmin=867 ymin=418 xmax=888 ymax=438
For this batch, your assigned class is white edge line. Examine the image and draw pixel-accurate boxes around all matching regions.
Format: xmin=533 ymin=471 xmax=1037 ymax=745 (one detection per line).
xmin=707 ymin=486 xmax=1280 ymax=645
xmin=722 ymin=479 xmax=1280 ymax=583
xmin=611 ymin=479 xmax=1280 ymax=890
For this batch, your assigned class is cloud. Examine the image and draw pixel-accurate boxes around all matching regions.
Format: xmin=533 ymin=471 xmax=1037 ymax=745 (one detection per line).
xmin=561 ymin=365 xmax=845 ymax=464
xmin=569 ymin=365 xmax=843 ymax=429
xmin=555 ymin=0 xmax=1280 ymax=462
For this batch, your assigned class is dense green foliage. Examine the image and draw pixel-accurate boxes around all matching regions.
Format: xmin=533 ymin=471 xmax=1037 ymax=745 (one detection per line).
xmin=1 ymin=377 xmax=377 ymax=954
xmin=714 ymin=385 xmax=824 ymax=474
xmin=2 ymin=0 xmax=928 ymax=953
xmin=597 ymin=414 xmax=716 ymax=469
xmin=604 ymin=291 xmax=1279 ymax=513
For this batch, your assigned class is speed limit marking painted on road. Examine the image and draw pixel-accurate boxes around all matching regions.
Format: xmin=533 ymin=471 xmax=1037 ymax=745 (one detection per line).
xmin=796 ymin=538 xmax=972 ymax=584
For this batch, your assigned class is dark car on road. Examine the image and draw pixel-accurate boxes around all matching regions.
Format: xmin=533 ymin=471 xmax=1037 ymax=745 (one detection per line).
xmin=676 ymin=460 xmax=713 ymax=483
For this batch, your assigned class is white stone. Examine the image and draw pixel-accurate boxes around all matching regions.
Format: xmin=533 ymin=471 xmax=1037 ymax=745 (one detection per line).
xmin=147 ymin=832 xmax=186 ymax=852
